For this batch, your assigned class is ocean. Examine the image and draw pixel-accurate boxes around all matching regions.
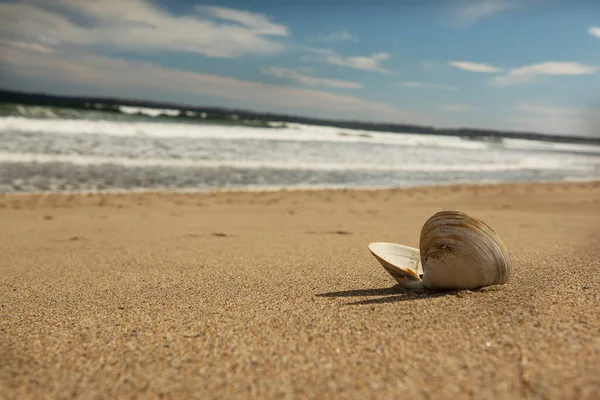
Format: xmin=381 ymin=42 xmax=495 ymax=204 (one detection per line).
xmin=1 ymin=104 xmax=599 ymax=193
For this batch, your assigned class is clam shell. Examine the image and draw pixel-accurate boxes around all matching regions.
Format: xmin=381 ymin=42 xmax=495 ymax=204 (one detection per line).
xmin=368 ymin=211 xmax=511 ymax=290
xmin=419 ymin=211 xmax=511 ymax=290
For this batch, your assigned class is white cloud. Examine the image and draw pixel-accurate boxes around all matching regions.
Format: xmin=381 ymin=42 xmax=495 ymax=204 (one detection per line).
xmin=329 ymin=53 xmax=391 ymax=73
xmin=261 ymin=66 xmax=362 ymax=89
xmin=492 ymin=62 xmax=598 ymax=86
xmin=441 ymin=104 xmax=471 ymax=111
xmin=0 ymin=1 xmax=289 ymax=58
xmin=449 ymin=61 xmax=504 ymax=73
xmin=197 ymin=6 xmax=289 ymax=36
xmin=308 ymin=49 xmax=392 ymax=73
xmin=0 ymin=43 xmax=424 ymax=124
xmin=398 ymin=81 xmax=458 ymax=91
xmin=316 ymin=31 xmax=359 ymax=43
xmin=589 ymin=26 xmax=600 ymax=38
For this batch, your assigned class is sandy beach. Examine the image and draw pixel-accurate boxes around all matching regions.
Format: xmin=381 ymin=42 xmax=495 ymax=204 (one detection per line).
xmin=1 ymin=181 xmax=599 ymax=399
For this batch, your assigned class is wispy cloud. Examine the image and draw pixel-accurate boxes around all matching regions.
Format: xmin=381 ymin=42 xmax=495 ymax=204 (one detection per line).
xmin=420 ymin=61 xmax=437 ymax=71
xmin=308 ymin=48 xmax=392 ymax=73
xmin=589 ymin=26 xmax=600 ymax=38
xmin=261 ymin=66 xmax=362 ymax=89
xmin=0 ymin=43 xmax=424 ymax=124
xmin=398 ymin=81 xmax=458 ymax=91
xmin=316 ymin=31 xmax=359 ymax=43
xmin=455 ymin=0 xmax=515 ymax=21
xmin=444 ymin=0 xmax=517 ymax=27
xmin=449 ymin=61 xmax=504 ymax=73
xmin=441 ymin=104 xmax=471 ymax=111
xmin=491 ymin=62 xmax=598 ymax=86
xmin=0 ymin=1 xmax=289 ymax=58
xmin=0 ymin=39 xmax=53 ymax=54
xmin=197 ymin=5 xmax=289 ymax=36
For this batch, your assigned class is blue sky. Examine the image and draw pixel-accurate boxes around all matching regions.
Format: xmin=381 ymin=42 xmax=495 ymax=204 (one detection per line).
xmin=0 ymin=0 xmax=599 ymax=135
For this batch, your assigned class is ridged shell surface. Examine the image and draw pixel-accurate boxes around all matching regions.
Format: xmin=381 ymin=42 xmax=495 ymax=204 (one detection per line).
xmin=419 ymin=211 xmax=511 ymax=290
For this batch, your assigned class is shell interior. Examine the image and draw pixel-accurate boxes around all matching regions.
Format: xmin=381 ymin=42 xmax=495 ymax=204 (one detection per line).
xmin=367 ymin=242 xmax=423 ymax=286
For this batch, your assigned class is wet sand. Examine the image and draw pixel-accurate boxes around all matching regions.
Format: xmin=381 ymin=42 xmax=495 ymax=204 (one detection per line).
xmin=1 ymin=181 xmax=600 ymax=399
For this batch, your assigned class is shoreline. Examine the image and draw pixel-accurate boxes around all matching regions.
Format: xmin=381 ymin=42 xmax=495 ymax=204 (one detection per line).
xmin=2 ymin=177 xmax=599 ymax=198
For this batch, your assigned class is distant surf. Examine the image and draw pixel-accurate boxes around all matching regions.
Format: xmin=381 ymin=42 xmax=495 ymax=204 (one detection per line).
xmin=1 ymin=106 xmax=599 ymax=193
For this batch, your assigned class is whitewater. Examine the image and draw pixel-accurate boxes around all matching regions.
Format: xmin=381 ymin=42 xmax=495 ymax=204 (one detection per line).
xmin=1 ymin=113 xmax=599 ymax=193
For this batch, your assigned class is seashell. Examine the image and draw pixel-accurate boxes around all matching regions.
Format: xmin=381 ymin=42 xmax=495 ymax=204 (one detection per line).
xmin=368 ymin=211 xmax=511 ymax=290
xmin=367 ymin=242 xmax=425 ymax=289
